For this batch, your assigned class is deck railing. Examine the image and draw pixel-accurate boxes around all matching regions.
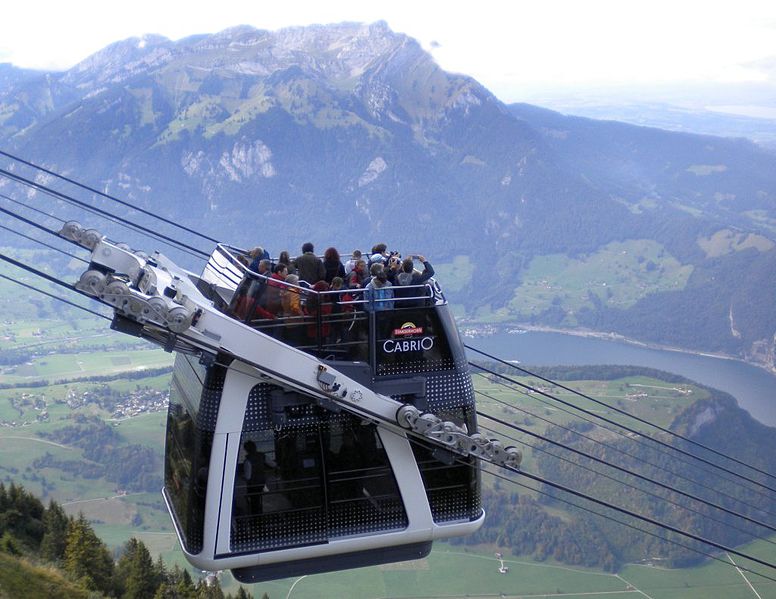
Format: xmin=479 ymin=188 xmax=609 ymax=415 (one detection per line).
xmin=202 ymin=244 xmax=446 ymax=371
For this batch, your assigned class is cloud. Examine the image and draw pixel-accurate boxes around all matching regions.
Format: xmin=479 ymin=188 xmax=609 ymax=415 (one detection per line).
xmin=740 ymin=55 xmax=776 ymax=83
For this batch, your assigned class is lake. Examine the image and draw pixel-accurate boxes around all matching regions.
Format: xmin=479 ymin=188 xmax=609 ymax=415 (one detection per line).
xmin=465 ymin=330 xmax=776 ymax=426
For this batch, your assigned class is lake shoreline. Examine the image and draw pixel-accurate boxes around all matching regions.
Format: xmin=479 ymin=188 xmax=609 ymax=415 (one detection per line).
xmin=461 ymin=321 xmax=776 ymax=376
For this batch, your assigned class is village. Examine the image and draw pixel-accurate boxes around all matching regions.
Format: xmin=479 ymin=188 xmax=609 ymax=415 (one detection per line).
xmin=0 ymin=385 xmax=169 ymax=428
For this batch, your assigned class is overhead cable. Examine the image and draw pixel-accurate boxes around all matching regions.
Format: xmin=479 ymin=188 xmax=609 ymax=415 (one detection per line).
xmin=477 ymin=422 xmax=776 ymax=549
xmin=467 ymin=344 xmax=776 ymax=483
xmin=481 ymin=466 xmax=776 ymax=584
xmin=477 ymin=409 xmax=776 ymax=536
xmin=0 ymin=149 xmax=221 ymax=245
xmin=0 ymin=273 xmax=110 ymax=321
xmin=0 ymin=223 xmax=88 ymax=263
xmin=470 ymin=360 xmax=776 ymax=496
xmin=0 ymin=192 xmax=67 ymax=223
xmin=0 ymin=168 xmax=210 ymax=259
xmin=473 ymin=372 xmax=776 ymax=520
xmin=0 ymin=252 xmax=86 ymax=298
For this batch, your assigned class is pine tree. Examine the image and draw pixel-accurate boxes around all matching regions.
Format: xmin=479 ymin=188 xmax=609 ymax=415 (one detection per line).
xmin=196 ymin=575 xmax=225 ymax=599
xmin=234 ymin=588 xmax=251 ymax=599
xmin=160 ymin=565 xmax=197 ymax=598
xmin=63 ymin=513 xmax=115 ymax=594
xmin=116 ymin=537 xmax=158 ymax=598
xmin=0 ymin=482 xmax=45 ymax=547
xmin=40 ymin=500 xmax=69 ymax=562
xmin=154 ymin=554 xmax=167 ymax=584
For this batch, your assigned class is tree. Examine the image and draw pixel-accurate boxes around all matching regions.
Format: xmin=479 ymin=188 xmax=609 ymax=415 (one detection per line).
xmin=40 ymin=500 xmax=69 ymax=562
xmin=63 ymin=513 xmax=115 ymax=594
xmin=157 ymin=565 xmax=197 ymax=599
xmin=0 ymin=530 xmax=21 ymax=555
xmin=0 ymin=482 xmax=45 ymax=547
xmin=195 ymin=575 xmax=225 ymax=599
xmin=116 ymin=537 xmax=158 ymax=598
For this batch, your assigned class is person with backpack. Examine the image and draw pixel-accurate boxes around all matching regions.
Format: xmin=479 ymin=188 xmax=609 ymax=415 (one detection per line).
xmin=364 ymin=264 xmax=394 ymax=312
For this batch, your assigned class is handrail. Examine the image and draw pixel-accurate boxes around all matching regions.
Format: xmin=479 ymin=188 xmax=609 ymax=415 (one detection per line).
xmin=214 ymin=243 xmax=445 ymax=368
xmin=218 ymin=243 xmax=443 ymax=306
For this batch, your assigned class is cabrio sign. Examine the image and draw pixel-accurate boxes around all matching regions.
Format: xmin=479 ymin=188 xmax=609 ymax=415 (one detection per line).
xmin=383 ymin=322 xmax=435 ymax=353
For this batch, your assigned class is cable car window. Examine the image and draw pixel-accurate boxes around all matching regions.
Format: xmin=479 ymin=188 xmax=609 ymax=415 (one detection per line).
xmin=231 ymin=428 xmax=327 ymax=553
xmin=231 ymin=389 xmax=408 ymax=552
xmin=164 ymin=354 xmax=215 ymax=554
xmin=325 ymin=420 xmax=408 ymax=536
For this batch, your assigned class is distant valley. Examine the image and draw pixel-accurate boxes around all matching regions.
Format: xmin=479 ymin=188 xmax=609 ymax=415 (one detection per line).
xmin=515 ymin=81 xmax=776 ymax=149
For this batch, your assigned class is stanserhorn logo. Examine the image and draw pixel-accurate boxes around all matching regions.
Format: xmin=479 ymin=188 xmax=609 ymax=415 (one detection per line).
xmin=393 ymin=322 xmax=423 ymax=337
xmin=384 ymin=321 xmax=435 ymax=353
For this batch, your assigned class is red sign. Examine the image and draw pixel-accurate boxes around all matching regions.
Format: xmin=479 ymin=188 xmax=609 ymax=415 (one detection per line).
xmin=393 ymin=322 xmax=423 ymax=337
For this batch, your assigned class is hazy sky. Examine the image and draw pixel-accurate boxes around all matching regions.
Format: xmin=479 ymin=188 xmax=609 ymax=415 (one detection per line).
xmin=2 ymin=0 xmax=776 ymax=102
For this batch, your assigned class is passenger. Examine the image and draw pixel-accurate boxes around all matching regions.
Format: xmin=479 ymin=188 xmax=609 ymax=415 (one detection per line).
xmin=243 ymin=441 xmax=270 ymax=515
xmin=254 ymin=259 xmax=272 ymax=278
xmin=365 ymin=265 xmax=394 ymax=312
xmin=362 ymin=262 xmax=383 ymax=290
xmin=248 ymin=246 xmax=270 ymax=272
xmin=368 ymin=243 xmax=389 ymax=268
xmin=281 ymin=274 xmax=303 ymax=317
xmin=331 ymin=276 xmax=355 ymax=346
xmin=385 ymin=254 xmax=403 ymax=285
xmin=247 ymin=259 xmax=273 ymax=320
xmin=306 ymin=280 xmax=333 ymax=343
xmin=277 ymin=250 xmax=296 ymax=276
xmin=323 ymin=247 xmax=346 ymax=283
xmin=346 ymin=259 xmax=368 ymax=289
xmin=231 ymin=262 xmax=274 ymax=323
xmin=396 ymin=255 xmax=436 ymax=306
xmin=265 ymin=263 xmax=288 ymax=316
xmin=295 ymin=242 xmax=325 ymax=284
xmin=281 ymin=274 xmax=304 ymax=346
xmin=397 ymin=255 xmax=435 ymax=285
xmin=330 ymin=277 xmax=351 ymax=310
xmin=344 ymin=249 xmax=362 ymax=275
xmin=228 ymin=276 xmax=253 ymax=319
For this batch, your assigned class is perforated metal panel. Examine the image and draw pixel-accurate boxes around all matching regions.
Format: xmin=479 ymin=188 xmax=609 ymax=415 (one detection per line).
xmin=232 ymin=508 xmax=328 ymax=552
xmin=242 ymin=384 xmax=273 ymax=431
xmin=377 ymin=356 xmax=456 ymax=375
xmin=197 ymin=364 xmax=226 ymax=431
xmin=425 ymin=363 xmax=475 ymax=412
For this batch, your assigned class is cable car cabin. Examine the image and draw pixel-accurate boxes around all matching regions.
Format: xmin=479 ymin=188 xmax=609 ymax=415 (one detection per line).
xmin=162 ymin=245 xmax=483 ymax=583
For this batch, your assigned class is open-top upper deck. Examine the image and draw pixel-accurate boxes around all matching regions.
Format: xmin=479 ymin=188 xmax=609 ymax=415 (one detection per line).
xmin=198 ymin=244 xmax=462 ymax=378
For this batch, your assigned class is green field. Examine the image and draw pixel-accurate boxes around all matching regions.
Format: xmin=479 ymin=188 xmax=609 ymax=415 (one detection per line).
xmin=0 ymin=290 xmax=773 ymax=598
xmin=467 ymin=240 xmax=694 ymax=323
xmin=0 ymin=348 xmax=172 ymax=384
xmin=229 ymin=541 xmax=776 ymax=598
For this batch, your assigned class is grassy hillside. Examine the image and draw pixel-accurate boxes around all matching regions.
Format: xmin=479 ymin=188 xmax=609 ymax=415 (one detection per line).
xmin=0 ymin=553 xmax=90 ymax=599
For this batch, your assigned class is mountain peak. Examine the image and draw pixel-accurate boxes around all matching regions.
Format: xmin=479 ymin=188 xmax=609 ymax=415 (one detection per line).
xmin=63 ymin=33 xmax=173 ymax=89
